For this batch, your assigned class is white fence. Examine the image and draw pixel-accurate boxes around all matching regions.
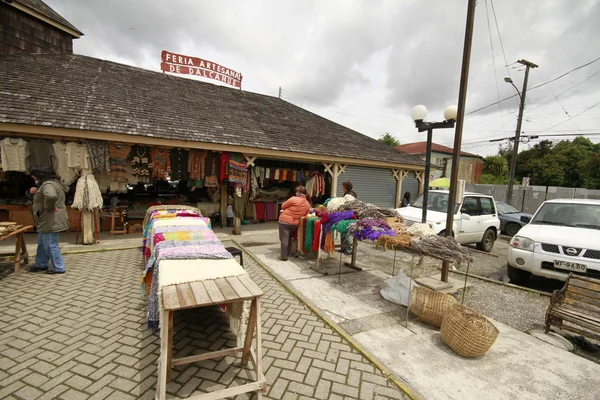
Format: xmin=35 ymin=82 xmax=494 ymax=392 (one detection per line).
xmin=465 ymin=184 xmax=600 ymax=214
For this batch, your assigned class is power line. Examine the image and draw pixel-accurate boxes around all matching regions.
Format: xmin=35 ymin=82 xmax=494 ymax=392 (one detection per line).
xmin=527 ymin=68 xmax=600 ymax=113
xmin=484 ymin=0 xmax=507 ymax=136
xmin=534 ymin=100 xmax=600 ymax=133
xmin=489 ymin=0 xmax=511 ymax=77
xmin=467 ymin=55 xmax=600 ymax=115
xmin=535 ymin=69 xmax=580 ymax=132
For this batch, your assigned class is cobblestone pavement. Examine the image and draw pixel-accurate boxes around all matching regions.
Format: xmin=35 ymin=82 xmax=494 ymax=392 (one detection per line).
xmin=0 ymin=247 xmax=409 ymax=399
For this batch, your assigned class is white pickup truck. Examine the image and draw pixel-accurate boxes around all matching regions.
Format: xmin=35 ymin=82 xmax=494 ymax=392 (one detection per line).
xmin=507 ymin=198 xmax=600 ymax=283
xmin=396 ymin=190 xmax=501 ymax=252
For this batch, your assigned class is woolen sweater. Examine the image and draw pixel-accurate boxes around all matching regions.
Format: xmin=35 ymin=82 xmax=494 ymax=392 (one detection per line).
xmin=279 ymin=196 xmax=310 ymax=226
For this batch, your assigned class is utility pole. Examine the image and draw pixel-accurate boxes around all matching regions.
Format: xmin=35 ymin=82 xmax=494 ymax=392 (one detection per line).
xmin=279 ymin=87 xmax=282 ymax=99
xmin=505 ymin=59 xmax=538 ymax=205
xmin=441 ymin=0 xmax=477 ymax=283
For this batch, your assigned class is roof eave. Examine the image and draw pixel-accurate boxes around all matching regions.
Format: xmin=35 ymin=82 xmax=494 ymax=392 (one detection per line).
xmin=9 ymin=1 xmax=83 ymax=37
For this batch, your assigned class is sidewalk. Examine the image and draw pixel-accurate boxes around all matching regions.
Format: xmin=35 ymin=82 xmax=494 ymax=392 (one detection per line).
xmin=232 ymin=226 xmax=600 ymax=400
xmin=0 ymin=246 xmax=408 ymax=399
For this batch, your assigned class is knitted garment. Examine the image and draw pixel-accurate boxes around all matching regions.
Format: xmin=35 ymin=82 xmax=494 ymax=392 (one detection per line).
xmin=305 ymin=218 xmax=318 ymax=251
xmin=87 ymin=140 xmax=110 ymax=173
xmin=151 ymin=147 xmax=171 ymax=180
xmin=66 ymin=142 xmax=89 ymax=170
xmin=108 ymin=143 xmax=131 ymax=182
xmin=143 ymin=221 xmax=212 ymax=259
xmin=130 ymin=145 xmax=152 ymax=182
xmin=147 ymin=240 xmax=233 ymax=330
xmin=312 ymin=220 xmax=322 ymax=252
xmin=1 ymin=137 xmax=27 ymax=171
xmin=143 ymin=217 xmax=206 ymax=239
xmin=72 ymin=173 xmax=103 ymax=211
xmin=25 ymin=139 xmax=55 ymax=171
xmin=154 ymin=231 xmax=216 ymax=249
xmin=228 ymin=154 xmax=248 ymax=188
xmin=53 ymin=141 xmax=79 ymax=185
xmin=170 ymin=148 xmax=190 ymax=181
xmin=188 ymin=150 xmax=207 ymax=180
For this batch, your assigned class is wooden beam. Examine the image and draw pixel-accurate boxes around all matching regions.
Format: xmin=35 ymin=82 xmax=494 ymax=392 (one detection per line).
xmin=244 ymin=155 xmax=257 ymax=167
xmin=322 ymin=162 xmax=334 ymax=176
xmin=0 ymin=123 xmax=424 ymax=171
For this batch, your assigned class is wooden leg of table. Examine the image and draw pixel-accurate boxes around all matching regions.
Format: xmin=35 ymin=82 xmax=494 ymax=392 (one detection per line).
xmin=14 ymin=233 xmax=22 ymax=273
xmin=156 ymin=308 xmax=168 ymax=400
xmin=110 ymin=214 xmax=115 ymax=236
xmin=166 ymin=310 xmax=173 ymax=382
xmin=254 ymin=299 xmax=266 ymax=393
xmin=21 ymin=233 xmax=29 ymax=266
xmin=241 ymin=298 xmax=258 ymax=366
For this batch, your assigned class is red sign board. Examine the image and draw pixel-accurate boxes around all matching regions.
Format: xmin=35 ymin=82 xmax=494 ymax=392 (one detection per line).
xmin=161 ymin=50 xmax=242 ymax=88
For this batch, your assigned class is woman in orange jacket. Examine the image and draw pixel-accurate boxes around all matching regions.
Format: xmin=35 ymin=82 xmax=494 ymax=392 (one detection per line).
xmin=278 ymin=186 xmax=311 ymax=261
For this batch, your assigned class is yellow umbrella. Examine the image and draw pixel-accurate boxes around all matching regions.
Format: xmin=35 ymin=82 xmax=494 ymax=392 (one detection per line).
xmin=429 ymin=177 xmax=450 ymax=188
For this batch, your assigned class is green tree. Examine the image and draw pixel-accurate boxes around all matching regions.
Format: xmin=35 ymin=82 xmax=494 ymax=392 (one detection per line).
xmin=378 ymin=133 xmax=400 ymax=147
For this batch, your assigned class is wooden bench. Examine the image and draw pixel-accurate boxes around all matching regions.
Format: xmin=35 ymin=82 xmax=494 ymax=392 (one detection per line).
xmin=0 ymin=224 xmax=33 ymax=273
xmin=545 ymin=273 xmax=600 ymax=341
xmin=156 ymin=273 xmax=266 ymax=400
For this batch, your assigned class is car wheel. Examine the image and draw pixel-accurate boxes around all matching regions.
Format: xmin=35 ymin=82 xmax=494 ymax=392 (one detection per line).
xmin=507 ymin=263 xmax=531 ymax=284
xmin=504 ymin=223 xmax=521 ymax=237
xmin=438 ymin=230 xmax=454 ymax=237
xmin=476 ymin=229 xmax=495 ymax=252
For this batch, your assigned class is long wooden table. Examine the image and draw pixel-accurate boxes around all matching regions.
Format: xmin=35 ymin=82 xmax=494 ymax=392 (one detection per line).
xmin=0 ymin=224 xmax=33 ymax=273
xmin=156 ymin=274 xmax=267 ymax=400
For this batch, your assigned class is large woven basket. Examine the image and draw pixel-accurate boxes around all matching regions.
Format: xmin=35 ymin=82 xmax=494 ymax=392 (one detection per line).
xmin=409 ymin=287 xmax=458 ymax=327
xmin=441 ymin=304 xmax=499 ymax=357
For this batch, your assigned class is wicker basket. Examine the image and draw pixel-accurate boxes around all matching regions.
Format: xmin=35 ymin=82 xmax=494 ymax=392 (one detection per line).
xmin=409 ymin=287 xmax=458 ymax=327
xmin=441 ymin=304 xmax=499 ymax=357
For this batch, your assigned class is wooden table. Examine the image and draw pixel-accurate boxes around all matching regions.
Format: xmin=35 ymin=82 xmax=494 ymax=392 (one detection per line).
xmin=0 ymin=225 xmax=33 ymax=273
xmin=156 ymin=273 xmax=267 ymax=400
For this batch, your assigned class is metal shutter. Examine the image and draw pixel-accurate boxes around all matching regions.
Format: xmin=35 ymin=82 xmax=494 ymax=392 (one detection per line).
xmin=401 ymin=171 xmax=420 ymax=202
xmin=336 ymin=165 xmax=396 ymax=208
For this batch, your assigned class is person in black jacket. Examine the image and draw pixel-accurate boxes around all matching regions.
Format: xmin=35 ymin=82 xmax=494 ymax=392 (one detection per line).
xmin=341 ymin=181 xmax=357 ymax=255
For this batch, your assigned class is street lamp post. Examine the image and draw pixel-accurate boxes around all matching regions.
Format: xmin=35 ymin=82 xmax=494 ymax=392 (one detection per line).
xmin=411 ymin=105 xmax=458 ymax=223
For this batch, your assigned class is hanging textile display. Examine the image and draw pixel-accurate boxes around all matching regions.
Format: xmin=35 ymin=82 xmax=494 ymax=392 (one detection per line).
xmin=86 ymin=140 xmax=110 ymax=173
xmin=130 ymin=145 xmax=152 ymax=183
xmin=25 ymin=139 xmax=55 ymax=170
xmin=52 ymin=141 xmax=79 ymax=185
xmin=187 ymin=149 xmax=206 ymax=188
xmin=66 ymin=142 xmax=89 ymax=170
xmin=305 ymin=172 xmax=325 ymax=197
xmin=108 ymin=143 xmax=131 ymax=182
xmin=228 ymin=153 xmax=248 ymax=189
xmin=150 ymin=147 xmax=170 ymax=180
xmin=72 ymin=172 xmax=104 ymax=212
xmin=170 ymin=148 xmax=189 ymax=181
xmin=220 ymin=152 xmax=229 ymax=182
xmin=204 ymin=151 xmax=220 ymax=189
xmin=1 ymin=137 xmax=27 ymax=172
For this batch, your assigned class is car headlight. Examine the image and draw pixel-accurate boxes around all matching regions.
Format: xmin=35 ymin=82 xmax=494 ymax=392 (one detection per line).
xmin=511 ymin=236 xmax=535 ymax=251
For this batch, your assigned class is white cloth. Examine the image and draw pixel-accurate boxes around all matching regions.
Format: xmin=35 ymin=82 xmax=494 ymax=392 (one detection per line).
xmin=151 ymin=218 xmax=207 ymax=230
xmin=95 ymin=172 xmax=109 ymax=192
xmin=52 ymin=142 xmax=79 ymax=185
xmin=66 ymin=142 xmax=89 ymax=170
xmin=1 ymin=137 xmax=27 ymax=171
xmin=159 ymin=258 xmax=246 ymax=288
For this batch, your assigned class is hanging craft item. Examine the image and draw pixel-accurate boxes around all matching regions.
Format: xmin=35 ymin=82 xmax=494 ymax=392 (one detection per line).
xmin=66 ymin=141 xmax=89 ymax=170
xmin=0 ymin=137 xmax=27 ymax=172
xmin=170 ymin=148 xmax=189 ymax=181
xmin=228 ymin=153 xmax=248 ymax=189
xmin=108 ymin=143 xmax=131 ymax=193
xmin=86 ymin=140 xmax=110 ymax=173
xmin=72 ymin=172 xmax=104 ymax=212
xmin=150 ymin=147 xmax=170 ymax=180
xmin=53 ymin=141 xmax=79 ymax=185
xmin=130 ymin=145 xmax=152 ymax=183
xmin=25 ymin=139 xmax=55 ymax=170
xmin=187 ymin=149 xmax=206 ymax=188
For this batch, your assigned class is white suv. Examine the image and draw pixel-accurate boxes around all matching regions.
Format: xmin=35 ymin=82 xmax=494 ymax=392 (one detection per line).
xmin=397 ymin=190 xmax=501 ymax=252
xmin=507 ymin=198 xmax=600 ymax=283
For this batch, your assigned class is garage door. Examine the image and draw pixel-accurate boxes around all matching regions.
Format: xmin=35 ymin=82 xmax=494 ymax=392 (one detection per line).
xmin=336 ymin=165 xmax=396 ymax=208
xmin=401 ymin=171 xmax=420 ymax=202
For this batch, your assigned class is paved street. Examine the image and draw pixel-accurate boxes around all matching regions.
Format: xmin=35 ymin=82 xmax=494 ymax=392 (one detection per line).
xmin=0 ymin=247 xmax=409 ymax=399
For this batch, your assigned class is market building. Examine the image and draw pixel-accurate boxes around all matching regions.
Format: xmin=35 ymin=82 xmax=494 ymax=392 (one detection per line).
xmin=0 ymin=0 xmax=424 ymax=233
xmin=396 ymin=141 xmax=483 ymax=185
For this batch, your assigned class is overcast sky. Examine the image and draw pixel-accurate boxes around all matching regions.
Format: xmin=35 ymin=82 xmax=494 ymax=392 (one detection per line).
xmin=48 ymin=0 xmax=600 ymax=156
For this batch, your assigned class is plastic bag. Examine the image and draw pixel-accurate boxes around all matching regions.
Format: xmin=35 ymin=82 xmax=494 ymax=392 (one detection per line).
xmin=380 ymin=271 xmax=419 ymax=306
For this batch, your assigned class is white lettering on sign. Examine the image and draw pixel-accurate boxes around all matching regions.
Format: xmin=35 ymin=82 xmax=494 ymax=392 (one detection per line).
xmin=161 ymin=50 xmax=243 ymax=88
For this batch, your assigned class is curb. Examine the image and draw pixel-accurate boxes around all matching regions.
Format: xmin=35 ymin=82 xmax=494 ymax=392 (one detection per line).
xmin=61 ymin=245 xmax=142 ymax=255
xmin=449 ymin=269 xmax=551 ymax=297
xmin=231 ymin=239 xmax=423 ymax=400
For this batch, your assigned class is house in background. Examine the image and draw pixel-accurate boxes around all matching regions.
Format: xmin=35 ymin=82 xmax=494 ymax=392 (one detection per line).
xmin=396 ymin=142 xmax=483 ymax=184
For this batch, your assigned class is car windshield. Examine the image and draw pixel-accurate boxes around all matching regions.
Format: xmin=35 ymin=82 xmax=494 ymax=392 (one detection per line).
xmin=411 ymin=192 xmax=459 ymax=214
xmin=531 ymin=203 xmax=600 ymax=229
xmin=496 ymin=202 xmax=520 ymax=214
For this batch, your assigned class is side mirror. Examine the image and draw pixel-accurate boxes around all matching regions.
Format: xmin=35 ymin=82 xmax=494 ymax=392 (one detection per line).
xmin=521 ymin=216 xmax=531 ymax=223
xmin=461 ymin=213 xmax=471 ymax=221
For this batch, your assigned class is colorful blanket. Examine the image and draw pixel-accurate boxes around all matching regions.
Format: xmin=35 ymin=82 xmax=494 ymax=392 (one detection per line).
xmin=143 ymin=223 xmax=216 ymax=260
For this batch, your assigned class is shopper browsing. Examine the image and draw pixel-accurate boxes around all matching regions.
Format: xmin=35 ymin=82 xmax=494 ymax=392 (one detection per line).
xmin=278 ymin=186 xmax=311 ymax=261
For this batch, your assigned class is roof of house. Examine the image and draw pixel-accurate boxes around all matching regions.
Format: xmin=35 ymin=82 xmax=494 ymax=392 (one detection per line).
xmin=0 ymin=54 xmax=423 ymax=167
xmin=396 ymin=142 xmax=481 ymax=158
xmin=13 ymin=0 xmax=83 ymax=36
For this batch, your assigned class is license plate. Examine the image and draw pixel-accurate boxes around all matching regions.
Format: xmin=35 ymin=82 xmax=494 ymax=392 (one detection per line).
xmin=554 ymin=260 xmax=587 ymax=273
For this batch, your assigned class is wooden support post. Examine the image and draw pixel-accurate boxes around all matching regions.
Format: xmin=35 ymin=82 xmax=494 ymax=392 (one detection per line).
xmin=220 ymin=184 xmax=227 ymax=228
xmin=323 ymin=163 xmax=347 ymax=198
xmin=233 ymin=217 xmax=242 ymax=235
xmin=393 ymin=169 xmax=409 ymax=208
xmin=82 ymin=210 xmax=95 ymax=245
xmin=415 ymin=171 xmax=424 ymax=195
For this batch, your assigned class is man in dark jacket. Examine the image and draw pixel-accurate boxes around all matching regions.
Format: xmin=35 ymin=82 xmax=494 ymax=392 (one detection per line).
xmin=27 ymin=165 xmax=69 ymax=274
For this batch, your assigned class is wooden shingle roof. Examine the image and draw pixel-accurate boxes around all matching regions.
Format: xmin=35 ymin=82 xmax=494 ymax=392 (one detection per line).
xmin=0 ymin=54 xmax=423 ymax=167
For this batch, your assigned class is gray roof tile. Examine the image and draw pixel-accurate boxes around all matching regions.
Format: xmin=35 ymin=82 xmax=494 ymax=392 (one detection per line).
xmin=0 ymin=54 xmax=423 ymax=167
xmin=15 ymin=0 xmax=83 ymax=35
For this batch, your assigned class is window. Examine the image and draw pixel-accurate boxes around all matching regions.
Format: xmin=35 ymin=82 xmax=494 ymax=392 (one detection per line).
xmin=480 ymin=197 xmax=496 ymax=215
xmin=461 ymin=197 xmax=481 ymax=216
